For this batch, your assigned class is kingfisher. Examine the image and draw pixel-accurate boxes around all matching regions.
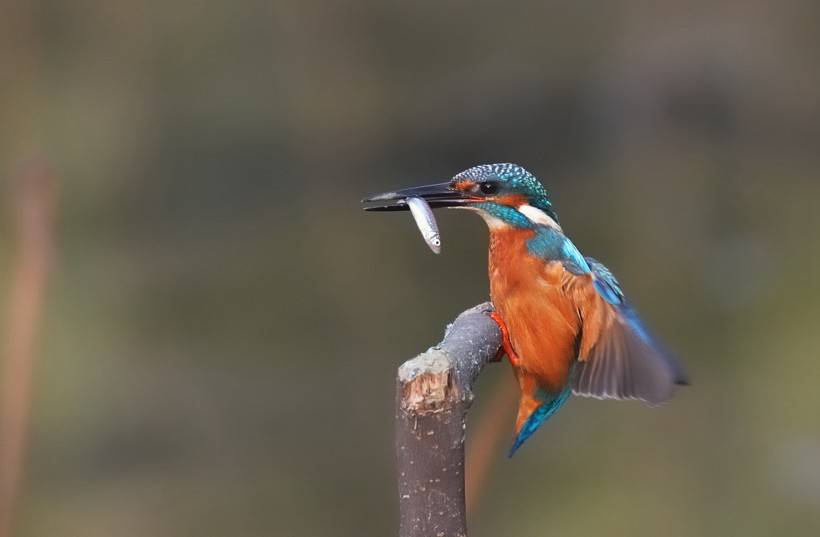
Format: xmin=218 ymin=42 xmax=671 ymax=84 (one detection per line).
xmin=363 ymin=163 xmax=688 ymax=456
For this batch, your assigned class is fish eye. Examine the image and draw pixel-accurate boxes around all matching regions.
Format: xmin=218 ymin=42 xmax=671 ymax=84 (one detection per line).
xmin=479 ymin=182 xmax=498 ymax=195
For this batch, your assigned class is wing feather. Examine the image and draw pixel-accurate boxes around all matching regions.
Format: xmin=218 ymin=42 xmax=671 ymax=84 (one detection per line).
xmin=571 ymin=257 xmax=688 ymax=404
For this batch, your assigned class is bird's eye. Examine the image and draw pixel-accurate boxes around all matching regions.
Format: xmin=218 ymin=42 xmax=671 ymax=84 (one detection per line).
xmin=479 ymin=182 xmax=498 ymax=195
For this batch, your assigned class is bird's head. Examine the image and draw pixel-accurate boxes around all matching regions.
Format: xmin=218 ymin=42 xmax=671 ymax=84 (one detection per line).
xmin=363 ymin=163 xmax=559 ymax=230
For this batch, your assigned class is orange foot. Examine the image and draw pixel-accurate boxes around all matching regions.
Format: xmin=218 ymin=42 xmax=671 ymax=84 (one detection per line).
xmin=489 ymin=311 xmax=521 ymax=367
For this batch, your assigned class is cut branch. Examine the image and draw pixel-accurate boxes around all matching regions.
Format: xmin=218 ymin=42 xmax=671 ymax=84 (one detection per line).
xmin=396 ymin=302 xmax=502 ymax=537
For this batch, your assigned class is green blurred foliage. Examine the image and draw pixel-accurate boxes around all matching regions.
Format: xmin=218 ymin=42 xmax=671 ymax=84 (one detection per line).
xmin=2 ymin=1 xmax=820 ymax=536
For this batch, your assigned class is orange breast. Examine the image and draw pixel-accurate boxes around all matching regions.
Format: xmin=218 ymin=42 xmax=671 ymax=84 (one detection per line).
xmin=488 ymin=228 xmax=584 ymax=393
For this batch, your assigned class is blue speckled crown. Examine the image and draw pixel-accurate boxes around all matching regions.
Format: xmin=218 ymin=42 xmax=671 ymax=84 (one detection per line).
xmin=453 ymin=163 xmax=553 ymax=213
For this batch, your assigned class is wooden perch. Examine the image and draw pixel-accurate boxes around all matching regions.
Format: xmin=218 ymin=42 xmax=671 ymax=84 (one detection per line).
xmin=396 ymin=302 xmax=502 ymax=537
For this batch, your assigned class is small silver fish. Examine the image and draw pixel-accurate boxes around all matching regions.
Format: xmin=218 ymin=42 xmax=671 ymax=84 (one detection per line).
xmin=406 ymin=196 xmax=441 ymax=254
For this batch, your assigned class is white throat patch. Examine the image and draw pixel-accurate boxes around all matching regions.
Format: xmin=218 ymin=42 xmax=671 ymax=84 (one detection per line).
xmin=461 ymin=206 xmax=508 ymax=230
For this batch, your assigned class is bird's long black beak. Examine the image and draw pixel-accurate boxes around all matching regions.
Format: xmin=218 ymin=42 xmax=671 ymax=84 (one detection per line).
xmin=362 ymin=182 xmax=472 ymax=211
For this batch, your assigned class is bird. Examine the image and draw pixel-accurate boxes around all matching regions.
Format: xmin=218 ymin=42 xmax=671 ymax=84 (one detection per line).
xmin=363 ymin=163 xmax=688 ymax=456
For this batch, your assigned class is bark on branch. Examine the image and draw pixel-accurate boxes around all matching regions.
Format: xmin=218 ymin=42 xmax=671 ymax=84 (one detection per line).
xmin=396 ymin=302 xmax=502 ymax=537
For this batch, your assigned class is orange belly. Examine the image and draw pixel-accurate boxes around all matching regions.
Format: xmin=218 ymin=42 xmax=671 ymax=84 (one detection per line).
xmin=488 ymin=228 xmax=582 ymax=393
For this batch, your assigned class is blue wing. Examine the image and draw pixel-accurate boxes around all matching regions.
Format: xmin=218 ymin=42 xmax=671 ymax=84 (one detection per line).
xmin=526 ymin=227 xmax=591 ymax=275
xmin=525 ymin=227 xmax=688 ymax=403
xmin=573 ymin=257 xmax=689 ymax=404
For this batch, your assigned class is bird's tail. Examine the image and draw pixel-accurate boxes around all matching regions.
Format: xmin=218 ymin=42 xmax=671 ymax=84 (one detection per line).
xmin=508 ymin=369 xmax=576 ymax=458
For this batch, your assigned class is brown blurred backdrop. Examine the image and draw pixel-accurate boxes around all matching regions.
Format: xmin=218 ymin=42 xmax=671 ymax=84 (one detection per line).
xmin=1 ymin=1 xmax=820 ymax=536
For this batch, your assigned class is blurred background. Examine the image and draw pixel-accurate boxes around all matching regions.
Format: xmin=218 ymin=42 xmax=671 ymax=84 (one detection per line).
xmin=1 ymin=1 xmax=820 ymax=536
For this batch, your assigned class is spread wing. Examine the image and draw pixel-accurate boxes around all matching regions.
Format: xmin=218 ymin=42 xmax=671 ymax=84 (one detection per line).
xmin=572 ymin=257 xmax=688 ymax=404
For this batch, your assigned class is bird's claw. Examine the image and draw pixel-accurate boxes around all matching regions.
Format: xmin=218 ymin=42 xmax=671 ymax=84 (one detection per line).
xmin=489 ymin=311 xmax=521 ymax=367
